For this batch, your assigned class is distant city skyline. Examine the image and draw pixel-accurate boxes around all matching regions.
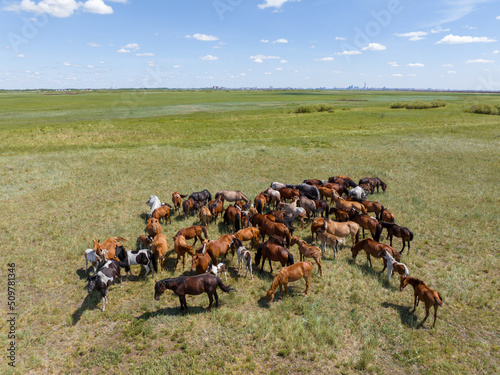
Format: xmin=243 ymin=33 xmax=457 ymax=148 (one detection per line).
xmin=1 ymin=0 xmax=499 ymax=90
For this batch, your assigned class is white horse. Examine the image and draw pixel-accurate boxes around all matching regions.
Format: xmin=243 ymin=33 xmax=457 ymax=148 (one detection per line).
xmin=84 ymin=249 xmax=102 ymax=275
xmin=207 ymin=263 xmax=228 ymax=281
xmin=381 ymin=250 xmax=409 ymax=282
xmin=348 ymin=186 xmax=368 ymax=202
xmin=146 ymin=195 xmax=161 ymax=217
xmin=271 ymin=181 xmax=287 ymax=190
xmin=236 ymin=245 xmax=253 ymax=280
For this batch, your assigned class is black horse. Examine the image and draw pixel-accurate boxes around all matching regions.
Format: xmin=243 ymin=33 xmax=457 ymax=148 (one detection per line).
xmin=189 ymin=189 xmax=212 ymax=203
xmin=154 ymin=274 xmax=233 ymax=312
xmin=294 ymin=183 xmax=320 ymax=200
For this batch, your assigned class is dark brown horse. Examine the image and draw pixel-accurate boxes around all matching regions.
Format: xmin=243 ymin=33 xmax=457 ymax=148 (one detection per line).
xmin=182 ymin=198 xmax=195 ymax=218
xmin=174 ymin=225 xmax=208 ymax=247
xmin=381 ymin=222 xmax=414 ymax=254
xmin=351 ymin=238 xmax=400 ymax=273
xmin=209 ymin=197 xmax=224 ymax=222
xmin=258 ymin=219 xmax=291 ymax=246
xmin=154 ymin=274 xmax=233 ymax=312
xmin=190 ymin=246 xmax=211 ymax=275
xmin=358 ymin=177 xmax=387 ymax=193
xmin=255 ymin=241 xmax=294 ymax=273
xmin=348 ymin=209 xmax=382 ymax=242
xmin=223 ymin=205 xmax=241 ymax=232
xmin=400 ymin=276 xmax=443 ymax=328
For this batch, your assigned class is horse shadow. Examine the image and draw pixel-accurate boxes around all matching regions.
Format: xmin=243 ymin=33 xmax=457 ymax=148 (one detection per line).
xmin=354 ymin=262 xmax=399 ymax=291
xmin=174 ymin=214 xmax=186 ymax=222
xmin=76 ymin=268 xmax=90 ymax=280
xmin=381 ymin=302 xmax=421 ymax=328
xmin=257 ymin=296 xmax=271 ymax=309
xmin=139 ymin=213 xmax=149 ymax=223
xmin=71 ymin=293 xmax=100 ymax=325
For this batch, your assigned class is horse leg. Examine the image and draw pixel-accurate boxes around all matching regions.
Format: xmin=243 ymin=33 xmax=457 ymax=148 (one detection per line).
xmin=400 ymin=241 xmax=406 ymax=255
xmin=367 ymin=254 xmax=372 ymax=268
xmin=268 ymin=258 xmax=273 ymax=273
xmin=304 ymin=276 xmax=309 ymax=296
xmin=420 ymin=305 xmax=430 ymax=328
xmin=432 ymin=304 xmax=438 ymax=328
xmin=315 ymin=257 xmax=323 ymax=277
xmin=389 ymin=234 xmax=393 ymax=247
xmin=207 ymin=292 xmax=214 ymax=311
xmin=260 ymin=256 xmax=266 ymax=273
xmin=411 ymin=293 xmax=418 ymax=313
xmin=380 ymin=258 xmax=387 ymax=274
xmin=214 ymin=290 xmax=219 ymax=308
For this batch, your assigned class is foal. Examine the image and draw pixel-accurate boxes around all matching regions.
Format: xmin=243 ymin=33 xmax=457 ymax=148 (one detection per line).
xmin=400 ymin=276 xmax=443 ymax=328
xmin=380 ymin=250 xmax=409 ymax=282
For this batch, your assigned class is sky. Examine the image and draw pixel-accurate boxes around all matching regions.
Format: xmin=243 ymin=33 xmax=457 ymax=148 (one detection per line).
xmin=0 ymin=0 xmax=499 ymax=90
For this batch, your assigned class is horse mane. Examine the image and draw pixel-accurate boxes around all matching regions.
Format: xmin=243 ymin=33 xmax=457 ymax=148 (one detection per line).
xmin=163 ymin=276 xmax=187 ymax=288
xmin=269 ymin=268 xmax=288 ymax=295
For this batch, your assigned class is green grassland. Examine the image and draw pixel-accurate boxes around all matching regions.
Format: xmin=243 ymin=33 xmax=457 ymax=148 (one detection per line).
xmin=0 ymin=90 xmax=499 ymax=374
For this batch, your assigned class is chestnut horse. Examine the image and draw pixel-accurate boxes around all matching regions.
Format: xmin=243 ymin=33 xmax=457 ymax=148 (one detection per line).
xmin=154 ymin=274 xmax=233 ymax=312
xmin=267 ymin=262 xmax=313 ymax=302
xmin=190 ymin=246 xmax=211 ymax=275
xmin=310 ymin=217 xmax=325 ymax=242
xmin=400 ymin=276 xmax=443 ymax=328
xmin=203 ymin=234 xmax=235 ymax=265
xmin=209 ymin=197 xmax=224 ymax=222
xmin=289 ymin=236 xmax=323 ymax=276
xmin=198 ymin=206 xmax=212 ymax=227
xmin=361 ymin=200 xmax=383 ymax=220
xmin=146 ymin=217 xmax=162 ymax=237
xmin=350 ymin=238 xmax=400 ymax=273
xmin=93 ymin=236 xmax=127 ymax=261
xmin=380 ymin=222 xmax=414 ymax=254
xmin=258 ymin=219 xmax=291 ymax=246
xmin=174 ymin=225 xmax=208 ymax=247
xmin=234 ymin=227 xmax=261 ymax=249
xmin=255 ymin=241 xmax=294 ymax=274
xmin=332 ymin=191 xmax=367 ymax=214
xmin=348 ymin=209 xmax=382 ymax=242
xmin=151 ymin=234 xmax=168 ymax=272
xmin=323 ymin=217 xmax=360 ymax=245
xmin=152 ymin=204 xmax=172 ymax=225
xmin=172 ymin=192 xmax=187 ymax=213
xmin=379 ymin=207 xmax=395 ymax=223
xmin=278 ymin=187 xmax=299 ymax=203
xmin=359 ymin=177 xmax=387 ymax=193
xmin=173 ymin=234 xmax=194 ymax=270
xmin=223 ymin=205 xmax=241 ymax=232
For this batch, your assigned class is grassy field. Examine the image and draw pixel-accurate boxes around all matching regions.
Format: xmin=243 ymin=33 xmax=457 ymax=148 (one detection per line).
xmin=0 ymin=90 xmax=499 ymax=374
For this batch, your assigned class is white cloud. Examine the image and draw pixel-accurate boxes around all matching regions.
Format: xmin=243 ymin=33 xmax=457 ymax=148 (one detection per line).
xmin=335 ymin=36 xmax=346 ymax=40
xmin=395 ymin=31 xmax=427 ymax=41
xmin=388 ymin=61 xmax=400 ymax=67
xmin=493 ymin=50 xmax=499 ymax=54
xmin=392 ymin=74 xmax=402 ymax=77
xmin=430 ymin=26 xmax=450 ymax=33
xmin=200 ymin=55 xmax=219 ymax=61
xmin=465 ymin=59 xmax=494 ymax=63
xmin=436 ymin=34 xmax=496 ymax=44
xmin=276 ymin=67 xmax=283 ymax=71
xmin=5 ymin=0 xmax=118 ymax=17
xmin=62 ymin=61 xmax=72 ymax=66
xmin=315 ymin=57 xmax=335 ymax=62
xmin=448 ymin=71 xmax=456 ymax=74
xmin=407 ymin=63 xmax=425 ymax=67
xmin=257 ymin=0 xmax=300 ymax=10
xmin=86 ymin=65 xmax=95 ymax=68
xmin=260 ymin=39 xmax=269 ymax=43
xmin=442 ymin=64 xmax=453 ymax=67
xmin=86 ymin=42 xmax=102 ymax=47
xmin=17 ymin=54 xmax=26 ymax=58
xmin=273 ymin=38 xmax=288 ymax=44
xmin=253 ymin=59 xmax=264 ymax=63
xmin=335 ymin=50 xmax=362 ymax=56
xmin=123 ymin=43 xmax=139 ymax=50
xmin=117 ymin=48 xmax=130 ymax=53
xmin=173 ymin=65 xmax=181 ymax=68
xmin=362 ymin=43 xmax=386 ymax=51
xmin=136 ymin=53 xmax=154 ymax=56
xmin=497 ymin=15 xmax=500 ymax=20
xmin=280 ymin=59 xmax=288 ymax=63
xmin=264 ymin=72 xmax=272 ymax=75
xmin=186 ymin=33 xmax=219 ymax=41
xmin=249 ymin=54 xmax=280 ymax=60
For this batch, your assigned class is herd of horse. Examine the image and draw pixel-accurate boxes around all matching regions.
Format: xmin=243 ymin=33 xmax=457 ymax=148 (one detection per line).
xmin=85 ymin=176 xmax=443 ymax=329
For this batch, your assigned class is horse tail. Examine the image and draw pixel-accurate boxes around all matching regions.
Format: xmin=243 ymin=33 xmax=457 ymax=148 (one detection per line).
xmin=179 ymin=194 xmax=188 ymax=198
xmin=148 ymin=251 xmax=158 ymax=273
xmin=409 ymin=230 xmax=414 ymax=242
xmin=355 ymin=227 xmax=360 ymax=243
xmin=435 ymin=292 xmax=443 ymax=306
xmin=256 ymin=199 xmax=263 ymax=214
xmin=374 ymin=223 xmax=382 ymax=242
xmin=287 ymin=250 xmax=295 ymax=266
xmin=255 ymin=243 xmax=263 ymax=265
xmin=115 ymin=236 xmax=127 ymax=243
xmin=216 ymin=277 xmax=234 ymax=294
xmin=202 ymin=226 xmax=208 ymax=240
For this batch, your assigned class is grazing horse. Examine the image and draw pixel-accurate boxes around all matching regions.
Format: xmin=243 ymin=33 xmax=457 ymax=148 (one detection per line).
xmin=289 ymin=236 xmax=323 ymax=276
xmin=359 ymin=183 xmax=374 ymax=194
xmin=358 ymin=177 xmax=387 ymax=193
xmin=294 ymin=183 xmax=320 ymax=200
xmin=298 ymin=195 xmax=320 ymax=219
xmin=250 ymin=212 xmax=275 ymax=227
xmin=93 ymin=236 xmax=127 ymax=261
xmin=152 ymin=204 xmax=172 ymax=225
xmin=278 ymin=187 xmax=299 ymax=202
xmin=310 ymin=217 xmax=325 ymax=242
xmin=203 ymin=234 xmax=235 ymax=265
xmin=381 ymin=250 xmax=409 ymax=282
xmin=323 ymin=182 xmax=350 ymax=197
xmin=234 ymin=227 xmax=261 ymax=249
xmin=191 ymin=245 xmax=211 ymax=275
xmin=198 ymin=206 xmax=212 ymax=227
xmin=316 ymin=229 xmax=343 ymax=258
xmin=279 ymin=197 xmax=307 ymax=229
xmin=154 ymin=274 xmax=233 ymax=312
xmin=348 ymin=186 xmax=367 ymax=202
xmin=258 ymin=219 xmax=291 ymax=246
xmin=328 ymin=176 xmax=357 ymax=188
xmin=267 ymin=262 xmax=312 ymax=303
xmin=146 ymin=217 xmax=162 ymax=237
xmin=332 ymin=191 xmax=367 ymax=214
xmin=400 ymin=276 xmax=443 ymax=328
xmin=215 ymin=190 xmax=251 ymax=204
xmin=254 ymin=193 xmax=268 ymax=214
xmin=262 ymin=187 xmax=281 ymax=208
xmin=381 ymin=222 xmax=414 ymax=254
xmin=255 ymin=241 xmax=294 ymax=273
xmin=189 ymin=189 xmax=212 ymax=203
xmin=350 ymin=238 xmax=400 ymax=273
xmin=303 ymin=179 xmax=324 ymax=186
xmin=348 ymin=209 xmax=382 ymax=242
xmin=224 ymin=205 xmax=241 ymax=232
xmin=147 ymin=195 xmax=161 ymax=217
xmin=317 ymin=186 xmax=337 ymax=204
xmin=323 ymin=217 xmax=360 ymax=245
xmin=172 ymin=192 xmax=187 ymax=213
xmin=379 ymin=207 xmax=395 ymax=223
xmin=313 ymin=199 xmax=330 ymax=218
xmin=329 ymin=207 xmax=349 ymax=222
xmin=87 ymin=260 xmax=122 ymax=312
xmin=361 ymin=200 xmax=383 ymax=220
xmin=151 ymin=234 xmax=168 ymax=272
xmin=173 ymin=235 xmax=195 ymax=270
xmin=174 ymin=225 xmax=208 ymax=247
xmin=182 ymin=198 xmax=195 ymax=218
xmin=114 ymin=245 xmax=157 ymax=279
xmin=209 ymin=197 xmax=224 ymax=222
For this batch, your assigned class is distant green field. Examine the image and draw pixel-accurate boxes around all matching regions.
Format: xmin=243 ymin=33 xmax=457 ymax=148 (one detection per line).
xmin=0 ymin=90 xmax=499 ymax=374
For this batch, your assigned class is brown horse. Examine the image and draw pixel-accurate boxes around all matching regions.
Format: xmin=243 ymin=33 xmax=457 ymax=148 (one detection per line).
xmin=359 ymin=177 xmax=387 ymax=193
xmin=278 ymin=187 xmax=299 ymax=202
xmin=93 ymin=236 xmax=127 ymax=261
xmin=400 ymin=276 xmax=443 ymax=328
xmin=316 ymin=229 xmax=343 ymax=258
xmin=234 ymin=227 xmax=261 ymax=249
xmin=329 ymin=207 xmax=349 ymax=222
xmin=151 ymin=234 xmax=168 ymax=272
xmin=254 ymin=193 xmax=268 ymax=214
xmin=203 ymin=234 xmax=235 ymax=265
xmin=258 ymin=219 xmax=291 ymax=246
xmin=146 ymin=217 xmax=162 ymax=237
xmin=209 ymin=197 xmax=224 ymax=222
xmin=174 ymin=225 xmax=208 ymax=247
xmin=381 ymin=222 xmax=414 ymax=254
xmin=255 ymin=241 xmax=294 ymax=274
xmin=154 ymin=274 xmax=233 ymax=312
xmin=332 ymin=191 xmax=367 ymax=214
xmin=322 ymin=182 xmax=350 ymax=197
xmin=152 ymin=204 xmax=172 ymax=225
xmin=249 ymin=212 xmax=276 ymax=227
xmin=310 ymin=217 xmax=325 ymax=242
xmin=224 ymin=205 xmax=241 ymax=232
xmin=379 ymin=207 xmax=395 ymax=223
xmin=348 ymin=209 xmax=382 ymax=242
xmin=317 ymin=186 xmax=336 ymax=203
xmin=289 ymin=236 xmax=323 ymax=276
xmin=182 ymin=197 xmax=195 ymax=218
xmin=198 ymin=206 xmax=212 ymax=227
xmin=172 ymin=192 xmax=187 ymax=213
xmin=190 ymin=246 xmax=211 ymax=275
xmin=323 ymin=217 xmax=360 ymax=245
xmin=350 ymin=238 xmax=400 ymax=273
xmin=267 ymin=262 xmax=313 ymax=302
xmin=173 ymin=234 xmax=194 ymax=270
xmin=361 ymin=200 xmax=383 ymax=220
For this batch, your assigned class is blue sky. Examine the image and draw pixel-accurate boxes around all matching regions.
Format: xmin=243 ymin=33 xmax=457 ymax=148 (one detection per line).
xmin=1 ymin=0 xmax=499 ymax=90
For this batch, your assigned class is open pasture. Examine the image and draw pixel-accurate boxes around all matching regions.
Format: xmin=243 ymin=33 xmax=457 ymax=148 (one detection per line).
xmin=0 ymin=90 xmax=499 ymax=374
